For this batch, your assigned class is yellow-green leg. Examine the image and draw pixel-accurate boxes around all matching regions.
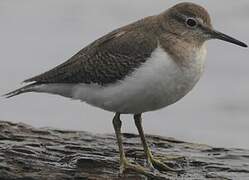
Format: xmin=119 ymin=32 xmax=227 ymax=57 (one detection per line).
xmin=134 ymin=114 xmax=181 ymax=172
xmin=112 ymin=113 xmax=153 ymax=176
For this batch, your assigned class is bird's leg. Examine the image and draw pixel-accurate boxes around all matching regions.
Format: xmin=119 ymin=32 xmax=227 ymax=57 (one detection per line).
xmin=134 ymin=114 xmax=180 ymax=172
xmin=112 ymin=113 xmax=153 ymax=176
xmin=113 ymin=113 xmax=127 ymax=173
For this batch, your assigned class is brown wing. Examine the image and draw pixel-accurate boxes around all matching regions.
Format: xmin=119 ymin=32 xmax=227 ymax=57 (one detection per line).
xmin=24 ymin=27 xmax=158 ymax=85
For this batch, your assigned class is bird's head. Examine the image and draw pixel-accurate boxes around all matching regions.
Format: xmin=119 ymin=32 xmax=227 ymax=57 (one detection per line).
xmin=161 ymin=2 xmax=247 ymax=48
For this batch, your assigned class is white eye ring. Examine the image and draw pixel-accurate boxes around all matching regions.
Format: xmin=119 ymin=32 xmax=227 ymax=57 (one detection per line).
xmin=186 ymin=18 xmax=198 ymax=28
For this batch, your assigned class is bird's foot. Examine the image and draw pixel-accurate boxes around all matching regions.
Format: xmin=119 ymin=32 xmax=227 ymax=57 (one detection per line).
xmin=147 ymin=153 xmax=184 ymax=173
xmin=119 ymin=158 xmax=182 ymax=179
xmin=119 ymin=158 xmax=157 ymax=177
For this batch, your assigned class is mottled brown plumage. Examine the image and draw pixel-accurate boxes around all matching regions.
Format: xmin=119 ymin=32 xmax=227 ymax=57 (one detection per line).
xmin=24 ymin=16 xmax=160 ymax=85
xmin=24 ymin=2 xmax=213 ymax=86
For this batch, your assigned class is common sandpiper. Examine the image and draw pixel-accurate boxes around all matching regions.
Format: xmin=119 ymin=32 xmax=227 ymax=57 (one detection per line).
xmin=4 ymin=2 xmax=247 ymax=176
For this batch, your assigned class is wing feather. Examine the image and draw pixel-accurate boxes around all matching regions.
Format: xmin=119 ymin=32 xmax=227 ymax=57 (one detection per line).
xmin=25 ymin=26 xmax=158 ymax=85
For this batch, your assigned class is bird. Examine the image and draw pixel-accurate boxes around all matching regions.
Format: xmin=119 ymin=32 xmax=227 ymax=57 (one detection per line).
xmin=4 ymin=2 xmax=247 ymax=176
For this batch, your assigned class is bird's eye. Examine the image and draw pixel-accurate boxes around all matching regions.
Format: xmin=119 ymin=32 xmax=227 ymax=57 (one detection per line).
xmin=186 ymin=18 xmax=198 ymax=28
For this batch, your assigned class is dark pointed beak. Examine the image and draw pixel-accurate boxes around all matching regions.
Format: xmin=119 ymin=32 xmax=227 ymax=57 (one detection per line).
xmin=210 ymin=29 xmax=248 ymax=48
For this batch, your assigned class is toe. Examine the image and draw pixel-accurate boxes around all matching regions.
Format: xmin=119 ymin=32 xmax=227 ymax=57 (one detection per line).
xmin=120 ymin=161 xmax=156 ymax=177
xmin=151 ymin=157 xmax=184 ymax=173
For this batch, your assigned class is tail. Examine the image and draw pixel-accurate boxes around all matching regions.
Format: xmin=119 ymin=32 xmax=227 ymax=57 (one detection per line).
xmin=3 ymin=83 xmax=38 ymax=98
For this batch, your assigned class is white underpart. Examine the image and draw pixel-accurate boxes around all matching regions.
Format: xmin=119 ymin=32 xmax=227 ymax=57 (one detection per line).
xmin=32 ymin=44 xmax=207 ymax=114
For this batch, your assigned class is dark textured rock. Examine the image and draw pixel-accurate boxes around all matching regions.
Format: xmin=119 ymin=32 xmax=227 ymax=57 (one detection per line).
xmin=0 ymin=120 xmax=248 ymax=180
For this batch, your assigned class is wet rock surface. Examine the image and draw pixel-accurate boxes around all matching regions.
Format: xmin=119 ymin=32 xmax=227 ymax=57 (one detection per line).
xmin=0 ymin=120 xmax=248 ymax=180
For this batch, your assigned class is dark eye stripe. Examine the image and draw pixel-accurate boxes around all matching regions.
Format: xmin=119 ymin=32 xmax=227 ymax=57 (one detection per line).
xmin=171 ymin=11 xmax=200 ymax=28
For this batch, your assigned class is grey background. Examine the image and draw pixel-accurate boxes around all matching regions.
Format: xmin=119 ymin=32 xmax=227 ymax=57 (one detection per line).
xmin=0 ymin=0 xmax=249 ymax=149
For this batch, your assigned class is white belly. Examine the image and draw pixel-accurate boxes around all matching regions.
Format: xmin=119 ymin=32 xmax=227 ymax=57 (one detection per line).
xmin=34 ymin=45 xmax=207 ymax=114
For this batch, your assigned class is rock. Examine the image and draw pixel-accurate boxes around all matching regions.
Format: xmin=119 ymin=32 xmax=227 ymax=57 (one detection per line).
xmin=0 ymin=120 xmax=248 ymax=180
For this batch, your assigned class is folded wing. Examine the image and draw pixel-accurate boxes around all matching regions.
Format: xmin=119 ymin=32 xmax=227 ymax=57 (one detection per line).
xmin=25 ymin=28 xmax=158 ymax=86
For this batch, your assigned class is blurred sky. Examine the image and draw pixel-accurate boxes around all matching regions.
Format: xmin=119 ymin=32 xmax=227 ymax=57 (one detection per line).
xmin=0 ymin=0 xmax=249 ymax=149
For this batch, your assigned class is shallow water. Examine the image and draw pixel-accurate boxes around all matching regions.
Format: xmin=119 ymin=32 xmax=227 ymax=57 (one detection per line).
xmin=0 ymin=0 xmax=249 ymax=149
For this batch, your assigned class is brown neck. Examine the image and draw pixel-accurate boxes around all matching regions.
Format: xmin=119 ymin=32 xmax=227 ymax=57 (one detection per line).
xmin=159 ymin=32 xmax=205 ymax=67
